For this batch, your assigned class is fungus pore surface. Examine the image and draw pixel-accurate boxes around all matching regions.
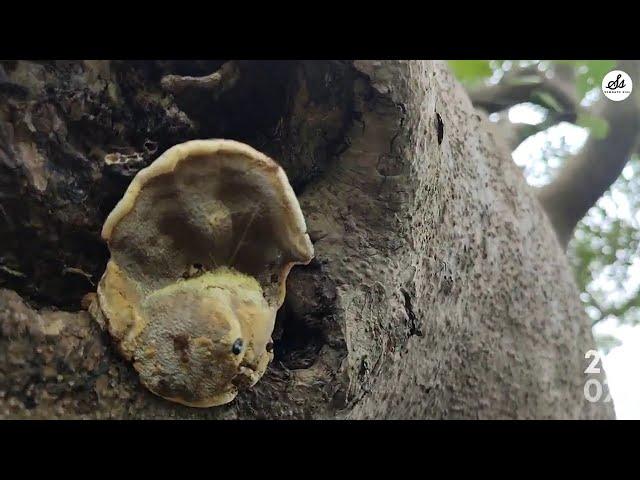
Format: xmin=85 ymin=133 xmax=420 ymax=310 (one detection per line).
xmin=91 ymin=139 xmax=314 ymax=407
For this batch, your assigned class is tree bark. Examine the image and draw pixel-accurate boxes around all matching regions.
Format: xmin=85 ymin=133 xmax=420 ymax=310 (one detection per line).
xmin=0 ymin=60 xmax=613 ymax=419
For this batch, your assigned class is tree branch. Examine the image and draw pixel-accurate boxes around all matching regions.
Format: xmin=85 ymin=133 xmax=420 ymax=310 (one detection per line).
xmin=537 ymin=60 xmax=640 ymax=248
xmin=498 ymin=110 xmax=579 ymax=150
xmin=468 ymin=64 xmax=581 ymax=151
xmin=160 ymin=60 xmax=240 ymax=97
xmin=468 ymin=65 xmax=578 ymax=114
xmin=589 ymin=288 xmax=640 ymax=326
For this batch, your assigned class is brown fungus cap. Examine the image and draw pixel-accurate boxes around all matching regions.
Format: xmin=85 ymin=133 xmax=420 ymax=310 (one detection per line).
xmin=93 ymin=139 xmax=314 ymax=407
xmin=102 ymin=139 xmax=314 ymax=301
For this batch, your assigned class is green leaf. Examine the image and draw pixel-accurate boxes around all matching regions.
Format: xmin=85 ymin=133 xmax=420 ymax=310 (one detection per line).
xmin=577 ymin=113 xmax=610 ymax=139
xmin=447 ymin=60 xmax=493 ymax=86
xmin=531 ymin=90 xmax=563 ymax=112
xmin=584 ymin=60 xmax=616 ymax=83
xmin=555 ymin=60 xmax=617 ymax=100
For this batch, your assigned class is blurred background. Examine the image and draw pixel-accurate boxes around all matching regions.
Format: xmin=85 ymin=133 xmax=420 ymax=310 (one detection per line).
xmin=449 ymin=60 xmax=640 ymax=419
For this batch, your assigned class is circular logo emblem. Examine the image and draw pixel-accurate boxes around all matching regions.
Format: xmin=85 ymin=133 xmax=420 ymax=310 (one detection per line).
xmin=602 ymin=70 xmax=633 ymax=101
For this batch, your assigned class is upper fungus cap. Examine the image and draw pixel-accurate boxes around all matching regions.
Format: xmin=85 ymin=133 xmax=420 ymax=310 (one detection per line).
xmin=94 ymin=139 xmax=314 ymax=407
xmin=102 ymin=139 xmax=313 ymax=305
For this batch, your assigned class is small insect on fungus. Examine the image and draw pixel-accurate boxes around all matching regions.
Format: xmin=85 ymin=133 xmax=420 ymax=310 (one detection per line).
xmin=87 ymin=139 xmax=314 ymax=407
xmin=231 ymin=338 xmax=244 ymax=355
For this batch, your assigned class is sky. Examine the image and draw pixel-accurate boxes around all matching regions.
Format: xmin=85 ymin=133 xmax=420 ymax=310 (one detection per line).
xmin=593 ymin=319 xmax=640 ymax=418
xmin=509 ymin=104 xmax=640 ymax=419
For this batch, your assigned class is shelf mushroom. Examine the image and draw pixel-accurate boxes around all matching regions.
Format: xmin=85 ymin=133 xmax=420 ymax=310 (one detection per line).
xmin=89 ymin=139 xmax=314 ymax=407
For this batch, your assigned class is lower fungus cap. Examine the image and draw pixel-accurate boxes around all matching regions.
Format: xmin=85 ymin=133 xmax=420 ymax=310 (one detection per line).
xmin=134 ymin=270 xmax=274 ymax=407
xmin=91 ymin=139 xmax=314 ymax=407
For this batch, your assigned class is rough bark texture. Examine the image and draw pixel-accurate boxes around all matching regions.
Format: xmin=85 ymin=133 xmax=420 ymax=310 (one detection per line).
xmin=0 ymin=60 xmax=613 ymax=419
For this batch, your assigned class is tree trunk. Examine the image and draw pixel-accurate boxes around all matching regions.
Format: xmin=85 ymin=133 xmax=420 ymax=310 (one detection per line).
xmin=0 ymin=60 xmax=614 ymax=419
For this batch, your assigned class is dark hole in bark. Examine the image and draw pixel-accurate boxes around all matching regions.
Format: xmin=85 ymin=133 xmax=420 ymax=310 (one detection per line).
xmin=144 ymin=140 xmax=158 ymax=154
xmin=270 ymin=262 xmax=343 ymax=372
xmin=272 ymin=298 xmax=325 ymax=370
xmin=436 ymin=112 xmax=444 ymax=145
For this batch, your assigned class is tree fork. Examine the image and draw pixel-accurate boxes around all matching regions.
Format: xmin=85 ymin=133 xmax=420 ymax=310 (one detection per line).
xmin=537 ymin=60 xmax=640 ymax=249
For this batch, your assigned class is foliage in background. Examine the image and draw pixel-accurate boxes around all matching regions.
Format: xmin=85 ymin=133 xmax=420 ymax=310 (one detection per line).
xmin=449 ymin=60 xmax=616 ymax=101
xmin=448 ymin=60 xmax=494 ymax=86
xmin=449 ymin=60 xmax=640 ymax=353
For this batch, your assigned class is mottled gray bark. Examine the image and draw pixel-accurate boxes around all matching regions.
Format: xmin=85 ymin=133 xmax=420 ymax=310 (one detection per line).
xmin=0 ymin=60 xmax=613 ymax=419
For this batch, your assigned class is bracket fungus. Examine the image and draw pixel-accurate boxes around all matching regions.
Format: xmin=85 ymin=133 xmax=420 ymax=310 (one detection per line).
xmin=89 ymin=139 xmax=314 ymax=407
